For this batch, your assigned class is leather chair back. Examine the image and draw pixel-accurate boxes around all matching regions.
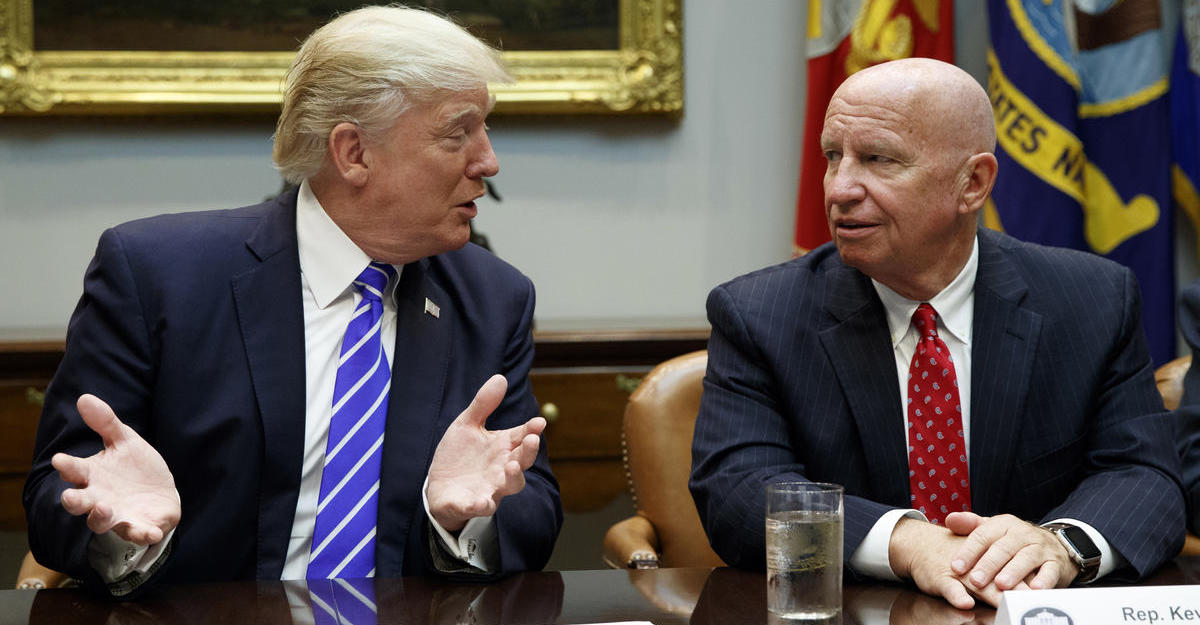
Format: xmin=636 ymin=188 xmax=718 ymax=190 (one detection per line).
xmin=622 ymin=350 xmax=724 ymax=568
xmin=1156 ymin=355 xmax=1191 ymax=411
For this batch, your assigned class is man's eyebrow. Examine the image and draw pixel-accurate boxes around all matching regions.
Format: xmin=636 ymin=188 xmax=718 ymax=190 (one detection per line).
xmin=859 ymin=140 xmax=897 ymax=153
xmin=436 ymin=105 xmax=484 ymax=132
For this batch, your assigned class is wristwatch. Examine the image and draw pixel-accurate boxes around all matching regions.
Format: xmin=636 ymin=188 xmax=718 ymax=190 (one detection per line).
xmin=1042 ymin=522 xmax=1102 ymax=583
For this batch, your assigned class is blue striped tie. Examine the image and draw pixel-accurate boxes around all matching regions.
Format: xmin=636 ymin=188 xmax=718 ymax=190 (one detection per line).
xmin=309 ymin=579 xmax=378 ymax=625
xmin=308 ymin=262 xmax=396 ymax=579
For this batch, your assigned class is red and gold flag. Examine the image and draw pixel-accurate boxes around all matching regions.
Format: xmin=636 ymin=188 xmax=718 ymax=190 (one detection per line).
xmin=795 ymin=0 xmax=954 ymax=254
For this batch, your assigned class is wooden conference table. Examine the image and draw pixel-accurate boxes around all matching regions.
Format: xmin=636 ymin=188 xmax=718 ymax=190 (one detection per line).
xmin=1 ymin=558 xmax=1197 ymax=625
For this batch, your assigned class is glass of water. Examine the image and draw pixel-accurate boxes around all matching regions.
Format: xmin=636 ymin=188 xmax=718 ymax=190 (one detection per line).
xmin=765 ymin=482 xmax=844 ymax=622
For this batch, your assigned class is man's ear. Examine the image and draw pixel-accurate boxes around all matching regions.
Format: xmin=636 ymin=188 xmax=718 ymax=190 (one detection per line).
xmin=327 ymin=122 xmax=370 ymax=187
xmin=959 ymin=152 xmax=999 ymax=216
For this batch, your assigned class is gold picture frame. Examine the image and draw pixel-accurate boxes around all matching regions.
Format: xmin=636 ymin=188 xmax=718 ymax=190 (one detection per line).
xmin=0 ymin=0 xmax=682 ymax=116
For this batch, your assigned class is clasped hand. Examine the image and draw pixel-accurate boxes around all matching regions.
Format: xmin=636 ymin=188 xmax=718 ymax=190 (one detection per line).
xmin=891 ymin=512 xmax=1078 ymax=609
xmin=426 ymin=374 xmax=545 ymax=533
xmin=52 ymin=394 xmax=181 ymax=545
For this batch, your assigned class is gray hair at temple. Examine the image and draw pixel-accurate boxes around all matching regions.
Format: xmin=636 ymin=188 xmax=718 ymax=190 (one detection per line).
xmin=272 ymin=5 xmax=512 ymax=184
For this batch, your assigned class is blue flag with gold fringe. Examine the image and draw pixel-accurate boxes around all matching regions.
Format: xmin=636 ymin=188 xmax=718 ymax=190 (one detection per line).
xmin=986 ymin=0 xmax=1175 ymax=364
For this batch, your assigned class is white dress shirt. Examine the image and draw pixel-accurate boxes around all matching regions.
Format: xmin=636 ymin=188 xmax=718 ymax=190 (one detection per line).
xmin=285 ymin=180 xmax=497 ymax=578
xmin=91 ymin=181 xmax=496 ymax=583
xmin=847 ymin=237 xmax=1121 ymax=583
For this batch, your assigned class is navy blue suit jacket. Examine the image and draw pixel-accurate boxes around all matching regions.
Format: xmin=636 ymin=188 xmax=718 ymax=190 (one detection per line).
xmin=1174 ymin=281 xmax=1200 ymax=535
xmin=24 ymin=189 xmax=562 ymax=593
xmin=690 ymin=228 xmax=1184 ymax=579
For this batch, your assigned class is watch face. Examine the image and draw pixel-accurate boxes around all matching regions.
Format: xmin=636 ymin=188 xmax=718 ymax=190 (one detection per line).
xmin=1061 ymin=525 xmax=1101 ymax=560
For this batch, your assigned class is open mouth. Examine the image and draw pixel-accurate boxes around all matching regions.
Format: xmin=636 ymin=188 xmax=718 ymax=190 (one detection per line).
xmin=456 ymin=200 xmax=479 ymax=218
xmin=835 ymin=220 xmax=877 ymax=232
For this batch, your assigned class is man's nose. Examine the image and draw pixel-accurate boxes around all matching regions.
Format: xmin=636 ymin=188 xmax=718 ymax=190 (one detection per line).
xmin=823 ymin=160 xmax=866 ymax=206
xmin=467 ymin=133 xmax=500 ymax=179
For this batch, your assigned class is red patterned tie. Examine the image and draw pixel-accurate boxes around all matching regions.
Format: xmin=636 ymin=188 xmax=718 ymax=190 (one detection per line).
xmin=906 ymin=303 xmax=970 ymax=525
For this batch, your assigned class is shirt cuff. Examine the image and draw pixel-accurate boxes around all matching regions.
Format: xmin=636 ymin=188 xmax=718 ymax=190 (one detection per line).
xmin=88 ymin=526 xmax=176 ymax=585
xmin=421 ymin=475 xmax=499 ymax=573
xmin=1043 ymin=517 xmax=1123 ymax=582
xmin=849 ymin=508 xmax=927 ymax=581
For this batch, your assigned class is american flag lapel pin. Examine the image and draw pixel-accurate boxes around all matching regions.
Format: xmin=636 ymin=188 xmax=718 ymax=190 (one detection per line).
xmin=424 ymin=297 xmax=441 ymax=319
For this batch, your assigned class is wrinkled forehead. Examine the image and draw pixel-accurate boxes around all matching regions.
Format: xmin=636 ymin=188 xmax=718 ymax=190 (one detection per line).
xmin=821 ymin=89 xmax=925 ymax=146
xmin=825 ymin=61 xmax=995 ymax=153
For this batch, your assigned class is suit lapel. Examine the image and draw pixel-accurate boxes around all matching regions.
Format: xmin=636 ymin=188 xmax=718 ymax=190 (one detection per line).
xmin=374 ymin=257 xmax=454 ymax=576
xmin=230 ymin=190 xmax=307 ymax=579
xmin=968 ymin=231 xmax=1041 ymax=515
xmin=818 ymin=266 xmax=911 ymax=507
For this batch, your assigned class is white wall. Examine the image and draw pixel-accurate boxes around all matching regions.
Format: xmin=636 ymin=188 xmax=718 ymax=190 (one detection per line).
xmin=0 ymin=2 xmax=808 ymax=331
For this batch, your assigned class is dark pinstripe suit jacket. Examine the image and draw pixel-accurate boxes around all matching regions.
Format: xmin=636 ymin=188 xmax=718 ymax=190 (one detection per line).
xmin=690 ymin=227 xmax=1184 ymax=579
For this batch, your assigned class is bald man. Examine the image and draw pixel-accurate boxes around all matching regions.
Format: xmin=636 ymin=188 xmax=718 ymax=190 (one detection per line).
xmin=689 ymin=58 xmax=1184 ymax=608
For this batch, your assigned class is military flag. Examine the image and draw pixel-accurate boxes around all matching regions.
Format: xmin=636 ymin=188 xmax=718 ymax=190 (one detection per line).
xmin=1175 ymin=2 xmax=1200 ymax=253
xmin=987 ymin=0 xmax=1175 ymax=363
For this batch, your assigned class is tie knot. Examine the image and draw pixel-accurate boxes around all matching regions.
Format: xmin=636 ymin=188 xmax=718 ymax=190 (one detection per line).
xmin=912 ymin=303 xmax=939 ymax=337
xmin=354 ymin=262 xmax=395 ymax=302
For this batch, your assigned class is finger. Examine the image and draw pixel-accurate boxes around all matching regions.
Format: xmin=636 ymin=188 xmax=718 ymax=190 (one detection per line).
xmin=933 ymin=577 xmax=975 ymax=610
xmin=429 ymin=490 xmax=493 ymax=531
xmin=945 ymin=511 xmax=984 ymax=536
xmin=966 ymin=539 xmax=1023 ymax=589
xmin=969 ymin=581 xmax=1006 ymax=609
xmin=115 ymin=521 xmax=164 ymax=546
xmin=503 ymin=416 xmax=546 ymax=448
xmin=522 ymin=416 xmax=547 ymax=437
xmin=76 ymin=394 xmax=127 ymax=447
xmin=1028 ymin=560 xmax=1063 ymax=590
xmin=458 ymin=375 xmax=508 ymax=428
xmin=51 ymin=452 xmax=90 ymax=486
xmin=135 ymin=524 xmax=165 ymax=546
xmin=495 ymin=459 xmax=527 ymax=498
xmin=951 ymin=518 xmax=1009 ymax=575
xmin=510 ymin=433 xmax=541 ymax=471
xmin=60 ymin=488 xmax=95 ymax=516
xmin=993 ymin=545 xmax=1044 ymax=590
xmin=500 ymin=458 xmax=524 ymax=487
xmin=86 ymin=502 xmax=117 ymax=535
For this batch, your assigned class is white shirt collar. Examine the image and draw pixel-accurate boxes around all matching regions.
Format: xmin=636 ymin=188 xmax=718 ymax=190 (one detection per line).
xmin=295 ymin=179 xmax=400 ymax=309
xmin=871 ymin=236 xmax=978 ymax=348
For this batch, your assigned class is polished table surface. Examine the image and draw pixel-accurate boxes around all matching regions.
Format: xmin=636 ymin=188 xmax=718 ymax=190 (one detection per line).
xmin=2 ymin=558 xmax=1197 ymax=625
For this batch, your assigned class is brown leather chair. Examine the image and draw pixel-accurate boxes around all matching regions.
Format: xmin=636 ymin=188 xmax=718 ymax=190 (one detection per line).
xmin=1155 ymin=355 xmax=1191 ymax=413
xmin=602 ymin=350 xmax=725 ymax=570
xmin=15 ymin=551 xmax=71 ymax=589
xmin=1155 ymin=355 xmax=1200 ymax=556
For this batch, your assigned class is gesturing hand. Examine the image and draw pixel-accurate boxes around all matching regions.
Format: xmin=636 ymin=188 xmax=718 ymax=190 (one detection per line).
xmin=51 ymin=394 xmax=180 ymax=545
xmin=427 ymin=374 xmax=545 ymax=532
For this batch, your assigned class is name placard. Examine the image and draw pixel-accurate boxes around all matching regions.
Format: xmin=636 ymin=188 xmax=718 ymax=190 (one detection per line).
xmin=996 ymin=585 xmax=1200 ymax=625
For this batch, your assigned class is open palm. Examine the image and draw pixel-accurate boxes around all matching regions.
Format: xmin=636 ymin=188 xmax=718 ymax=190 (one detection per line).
xmin=52 ymin=394 xmax=180 ymax=545
xmin=427 ymin=375 xmax=545 ymax=532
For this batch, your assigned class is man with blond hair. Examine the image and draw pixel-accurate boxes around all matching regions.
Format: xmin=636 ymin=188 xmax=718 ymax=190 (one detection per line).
xmin=691 ymin=58 xmax=1184 ymax=609
xmin=25 ymin=6 xmax=561 ymax=597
